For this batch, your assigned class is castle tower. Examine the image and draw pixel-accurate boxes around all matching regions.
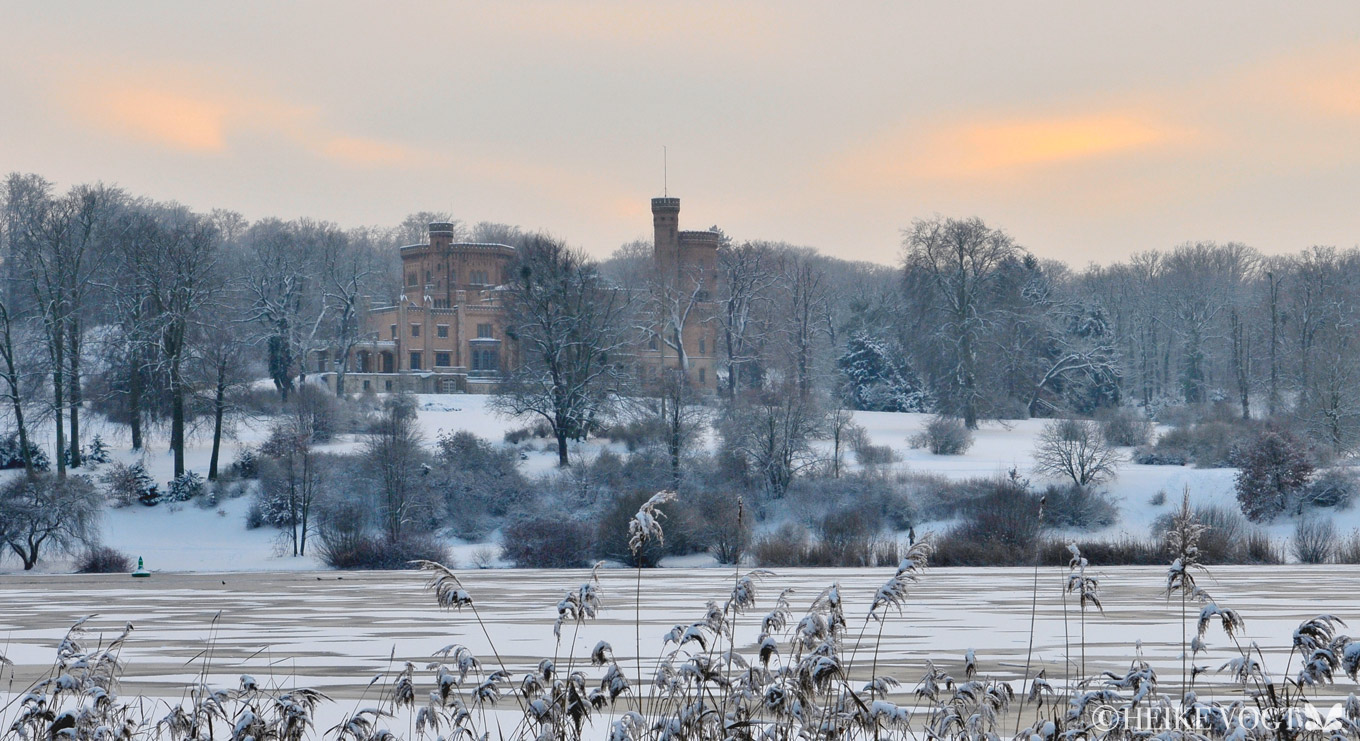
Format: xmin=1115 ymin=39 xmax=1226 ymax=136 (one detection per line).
xmin=652 ymin=197 xmax=681 ymax=276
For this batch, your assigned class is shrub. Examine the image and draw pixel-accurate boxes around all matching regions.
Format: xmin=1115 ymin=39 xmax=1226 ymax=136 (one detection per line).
xmin=1292 ymin=517 xmax=1336 ymax=564
xmin=817 ymin=507 xmax=878 ymax=564
xmin=854 ymin=442 xmax=898 ymax=467
xmin=76 ymin=546 xmax=133 ymax=574
xmin=686 ymin=490 xmax=749 ymax=565
xmin=1235 ymin=430 xmax=1314 ymax=522
xmin=100 ymin=461 xmax=157 ymax=508
xmin=1040 ymin=484 xmax=1119 ymax=529
xmin=1147 ymin=420 xmax=1257 ymax=468
xmin=317 ymin=534 xmax=450 ymax=570
xmin=230 ymin=448 xmax=259 ymax=479
xmin=751 ymin=523 xmax=813 ymax=567
xmin=1301 ymin=468 xmax=1357 ymax=510
xmin=1149 ymin=490 xmax=1167 ymax=506
xmin=1098 ymin=408 xmax=1154 ymax=447
xmin=1037 ymin=537 xmax=1166 ymax=566
xmin=84 ymin=436 xmax=111 ymax=465
xmin=947 ymin=476 xmax=1043 ymax=557
xmin=1335 ymin=530 xmax=1360 ymax=564
xmin=910 ymin=415 xmax=973 ymax=455
xmin=0 ymin=432 xmax=50 ymax=472
xmin=600 ymin=418 xmax=666 ymax=452
xmin=164 ymin=471 xmax=205 ymax=503
xmin=1149 ymin=505 xmax=1282 ymax=565
xmin=501 ymin=517 xmax=594 ymax=568
xmin=1132 ymin=448 xmax=1187 ymax=466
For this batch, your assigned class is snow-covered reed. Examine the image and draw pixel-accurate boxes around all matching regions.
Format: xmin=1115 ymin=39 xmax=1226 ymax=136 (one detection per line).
xmin=5 ymin=494 xmax=1360 ymax=740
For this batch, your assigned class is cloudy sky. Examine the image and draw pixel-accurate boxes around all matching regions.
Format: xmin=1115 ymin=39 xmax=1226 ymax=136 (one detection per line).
xmin=3 ymin=2 xmax=1358 ymax=264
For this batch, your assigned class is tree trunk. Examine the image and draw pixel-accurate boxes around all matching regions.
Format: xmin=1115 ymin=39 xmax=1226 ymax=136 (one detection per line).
xmin=170 ymin=356 xmax=185 ymax=479
xmin=67 ymin=320 xmax=81 ymax=468
xmin=128 ymin=353 xmax=143 ymax=451
xmin=53 ymin=320 xmax=65 ymax=479
xmin=556 ymin=430 xmax=569 ymax=467
xmin=208 ymin=363 xmax=226 ymax=480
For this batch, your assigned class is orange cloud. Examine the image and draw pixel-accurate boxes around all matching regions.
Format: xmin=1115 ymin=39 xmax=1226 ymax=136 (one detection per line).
xmin=834 ymin=112 xmax=1186 ymax=188
xmin=319 ymin=136 xmax=424 ymax=167
xmin=91 ymin=87 xmax=230 ymax=152
xmin=64 ymin=70 xmax=432 ymax=169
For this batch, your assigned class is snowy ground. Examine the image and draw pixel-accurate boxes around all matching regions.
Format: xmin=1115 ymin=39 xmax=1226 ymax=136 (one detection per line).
xmin=0 ymin=393 xmax=1351 ymax=573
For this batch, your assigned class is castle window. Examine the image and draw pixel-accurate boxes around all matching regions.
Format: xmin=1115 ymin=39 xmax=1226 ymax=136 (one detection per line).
xmin=472 ymin=348 xmax=499 ymax=372
xmin=699 ymin=368 xmax=706 ymax=384
xmin=410 ymin=352 xmax=422 ymax=370
xmin=390 ymin=324 xmax=397 ymax=339
xmin=435 ymin=352 xmax=451 ymax=367
xmin=425 ymin=270 xmax=432 ymax=283
xmin=363 ymin=380 xmax=371 ymax=391
xmin=477 ymin=323 xmax=494 ymax=339
xmin=410 ymin=323 xmax=421 ymax=337
xmin=437 ymin=324 xmax=449 ymax=338
xmin=648 ymin=335 xmax=659 ymax=351
xmin=407 ymin=272 xmax=417 ymax=287
xmin=449 ymin=269 xmax=456 ymax=285
xmin=699 ymin=337 xmax=705 ymax=354
xmin=385 ymin=380 xmax=393 ymax=391
xmin=470 ymin=270 xmax=488 ymax=285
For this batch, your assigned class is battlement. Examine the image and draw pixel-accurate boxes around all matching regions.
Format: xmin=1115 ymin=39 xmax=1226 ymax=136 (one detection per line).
xmin=678 ymin=230 xmax=721 ymax=245
xmin=651 ymin=197 xmax=681 ymax=212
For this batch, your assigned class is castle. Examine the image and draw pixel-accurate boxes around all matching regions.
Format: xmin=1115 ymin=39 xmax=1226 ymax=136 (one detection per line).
xmin=321 ymin=197 xmax=718 ymax=394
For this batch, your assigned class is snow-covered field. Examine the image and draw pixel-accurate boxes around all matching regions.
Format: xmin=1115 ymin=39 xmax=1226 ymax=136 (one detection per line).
xmin=1 ymin=393 xmax=1350 ymax=573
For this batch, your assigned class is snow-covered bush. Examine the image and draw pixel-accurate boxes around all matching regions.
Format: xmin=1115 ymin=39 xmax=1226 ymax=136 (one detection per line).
xmin=1150 ymin=504 xmax=1281 ymax=564
xmin=501 ymin=517 xmax=593 ymax=568
xmin=84 ymin=435 xmax=111 ymax=465
xmin=1234 ymin=430 xmax=1314 ymax=521
xmin=1097 ymin=407 xmax=1153 ymax=447
xmin=1301 ymin=468 xmax=1357 ymax=510
xmin=77 ymin=546 xmax=133 ymax=574
xmin=230 ymin=447 xmax=258 ymax=479
xmin=1292 ymin=517 xmax=1336 ymax=564
xmin=910 ymin=415 xmax=973 ymax=455
xmin=1145 ymin=419 xmax=1259 ymax=468
xmin=100 ymin=461 xmax=157 ymax=507
xmin=1039 ymin=484 xmax=1118 ymax=529
xmin=0 ymin=432 xmax=49 ymax=471
xmin=164 ymin=471 xmax=205 ymax=503
xmin=317 ymin=533 xmax=449 ymax=570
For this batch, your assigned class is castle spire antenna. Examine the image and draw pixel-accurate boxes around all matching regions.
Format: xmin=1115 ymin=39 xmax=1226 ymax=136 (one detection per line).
xmin=663 ymin=146 xmax=668 ymax=197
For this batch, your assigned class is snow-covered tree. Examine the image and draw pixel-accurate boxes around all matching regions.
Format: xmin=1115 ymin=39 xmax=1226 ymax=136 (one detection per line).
xmin=836 ymin=331 xmax=928 ymax=413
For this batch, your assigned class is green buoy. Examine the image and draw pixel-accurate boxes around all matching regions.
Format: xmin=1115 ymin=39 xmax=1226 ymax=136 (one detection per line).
xmin=131 ymin=557 xmax=150 ymax=578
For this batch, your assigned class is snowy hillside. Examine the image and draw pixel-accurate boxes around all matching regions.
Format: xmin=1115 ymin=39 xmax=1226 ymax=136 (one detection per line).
xmin=3 ymin=393 xmax=1341 ymax=574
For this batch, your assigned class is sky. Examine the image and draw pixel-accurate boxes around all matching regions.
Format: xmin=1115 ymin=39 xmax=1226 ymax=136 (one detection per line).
xmin=2 ymin=2 xmax=1359 ymax=265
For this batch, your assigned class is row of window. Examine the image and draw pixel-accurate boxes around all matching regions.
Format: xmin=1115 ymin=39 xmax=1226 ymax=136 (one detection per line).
xmin=646 ymin=334 xmax=712 ymax=354
xmin=391 ymin=323 xmax=494 ymax=339
xmin=406 ymin=268 xmax=497 ymax=287
xmin=407 ymin=350 xmax=498 ymax=371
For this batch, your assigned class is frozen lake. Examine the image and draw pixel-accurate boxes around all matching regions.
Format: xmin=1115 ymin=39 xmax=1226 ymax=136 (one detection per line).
xmin=0 ymin=564 xmax=1350 ymax=705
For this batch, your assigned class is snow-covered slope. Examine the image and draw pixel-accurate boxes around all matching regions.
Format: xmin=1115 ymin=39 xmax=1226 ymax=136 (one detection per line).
xmin=3 ymin=395 xmax=1351 ymax=573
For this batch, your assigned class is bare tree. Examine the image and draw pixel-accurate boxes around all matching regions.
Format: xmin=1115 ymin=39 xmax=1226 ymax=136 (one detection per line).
xmin=0 ymin=473 xmax=100 ymax=570
xmin=720 ymin=384 xmax=826 ymax=498
xmin=1033 ymin=419 xmax=1120 ymax=488
xmin=717 ymin=241 xmax=777 ymax=397
xmin=903 ymin=216 xmax=1019 ymax=428
xmin=365 ymin=394 xmax=427 ymax=541
xmin=493 ymin=236 xmax=634 ymax=466
xmin=9 ymin=177 xmax=121 ymax=475
xmin=139 ymin=209 xmax=223 ymax=478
